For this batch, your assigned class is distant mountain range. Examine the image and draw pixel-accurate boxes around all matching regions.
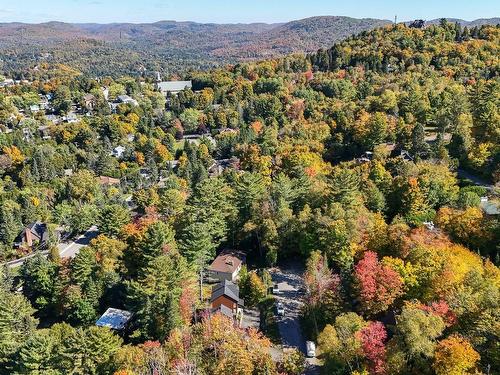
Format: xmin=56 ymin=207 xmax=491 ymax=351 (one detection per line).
xmin=425 ymin=18 xmax=500 ymax=26
xmin=0 ymin=16 xmax=498 ymax=77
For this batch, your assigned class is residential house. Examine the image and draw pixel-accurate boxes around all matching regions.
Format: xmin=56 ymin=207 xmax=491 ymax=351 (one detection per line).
xmin=210 ymin=280 xmax=244 ymax=315
xmin=14 ymin=221 xmax=50 ymax=249
xmin=102 ymin=87 xmax=109 ymax=101
xmin=63 ymin=112 xmax=78 ymax=123
xmin=207 ymin=249 xmax=245 ymax=282
xmin=99 ymin=176 xmax=120 ymax=186
xmin=208 ymin=158 xmax=239 ymax=177
xmin=83 ymin=94 xmax=96 ymax=111
xmin=45 ymin=114 xmax=61 ymax=124
xmin=157 ymin=80 xmax=193 ymax=96
xmin=117 ymin=95 xmax=138 ymax=106
xmin=400 ymin=149 xmax=414 ymax=162
xmin=38 ymin=125 xmax=51 ymax=140
xmin=183 ymin=133 xmax=216 ymax=147
xmin=96 ymin=308 xmax=132 ymax=331
xmin=0 ymin=78 xmax=14 ymax=87
xmin=38 ymin=95 xmax=50 ymax=110
xmin=112 ymin=145 xmax=126 ymax=159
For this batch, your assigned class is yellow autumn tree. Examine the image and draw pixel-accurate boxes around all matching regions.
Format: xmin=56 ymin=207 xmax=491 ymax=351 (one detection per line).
xmin=433 ymin=335 xmax=480 ymax=375
xmin=2 ymin=145 xmax=25 ymax=166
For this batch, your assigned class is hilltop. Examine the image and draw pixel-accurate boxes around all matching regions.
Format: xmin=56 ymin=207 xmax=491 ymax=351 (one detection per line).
xmin=1 ymin=16 xmax=498 ymax=77
xmin=1 ymin=16 xmax=390 ymax=76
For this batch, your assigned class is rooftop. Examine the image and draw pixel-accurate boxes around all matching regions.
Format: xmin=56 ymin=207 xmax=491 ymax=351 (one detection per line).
xmin=210 ymin=280 xmax=242 ymax=304
xmin=208 ymin=249 xmax=244 ymax=274
xmin=99 ymin=176 xmax=120 ymax=185
xmin=157 ymin=80 xmax=192 ymax=94
xmin=96 ymin=308 xmax=132 ymax=330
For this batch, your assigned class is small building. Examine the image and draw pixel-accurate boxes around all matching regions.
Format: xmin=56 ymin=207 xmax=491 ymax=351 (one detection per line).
xmin=99 ymin=176 xmax=120 ymax=186
xmin=166 ymin=160 xmax=179 ymax=170
xmin=400 ymin=150 xmax=414 ymax=162
xmin=112 ymin=146 xmax=126 ymax=159
xmin=183 ymin=134 xmax=216 ymax=147
xmin=14 ymin=221 xmax=49 ymax=249
xmin=45 ymin=114 xmax=61 ymax=124
xmin=63 ymin=113 xmax=78 ymax=123
xmin=207 ymin=250 xmax=245 ymax=282
xmin=157 ymin=80 xmax=193 ymax=96
xmin=39 ymin=95 xmax=49 ymax=110
xmin=0 ymin=78 xmax=14 ymax=87
xmin=38 ymin=125 xmax=51 ymax=140
xmin=117 ymin=95 xmax=138 ymax=106
xmin=208 ymin=157 xmax=239 ymax=177
xmin=96 ymin=308 xmax=132 ymax=331
xmin=29 ymin=104 xmax=41 ymax=113
xmin=83 ymin=94 xmax=96 ymax=111
xmin=210 ymin=280 xmax=244 ymax=314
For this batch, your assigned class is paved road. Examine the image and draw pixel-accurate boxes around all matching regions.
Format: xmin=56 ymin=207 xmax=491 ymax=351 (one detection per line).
xmin=57 ymin=226 xmax=99 ymax=258
xmin=457 ymin=168 xmax=495 ymax=191
xmin=3 ymin=226 xmax=99 ymax=268
xmin=270 ymin=263 xmax=321 ymax=375
xmin=271 ymin=265 xmax=306 ymax=351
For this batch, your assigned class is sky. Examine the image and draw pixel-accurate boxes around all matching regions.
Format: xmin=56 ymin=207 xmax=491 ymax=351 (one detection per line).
xmin=0 ymin=0 xmax=498 ymax=24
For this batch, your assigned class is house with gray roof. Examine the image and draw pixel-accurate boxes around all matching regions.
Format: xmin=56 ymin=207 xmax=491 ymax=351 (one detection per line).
xmin=210 ymin=280 xmax=244 ymax=315
xmin=157 ymin=80 xmax=193 ymax=96
xmin=14 ymin=221 xmax=50 ymax=249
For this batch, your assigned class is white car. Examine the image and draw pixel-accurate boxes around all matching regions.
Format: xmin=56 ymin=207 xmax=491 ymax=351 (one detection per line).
xmin=276 ymin=301 xmax=285 ymax=316
xmin=272 ymin=283 xmax=280 ymax=294
xmin=306 ymin=341 xmax=316 ymax=358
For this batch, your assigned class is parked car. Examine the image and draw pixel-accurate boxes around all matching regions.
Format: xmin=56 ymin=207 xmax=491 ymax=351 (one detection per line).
xmin=276 ymin=301 xmax=285 ymax=316
xmin=272 ymin=283 xmax=280 ymax=294
xmin=306 ymin=341 xmax=316 ymax=358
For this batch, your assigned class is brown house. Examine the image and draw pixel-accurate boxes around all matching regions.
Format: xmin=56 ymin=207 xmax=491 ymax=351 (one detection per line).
xmin=83 ymin=94 xmax=96 ymax=111
xmin=99 ymin=176 xmax=120 ymax=186
xmin=210 ymin=280 xmax=244 ymax=314
xmin=14 ymin=222 xmax=49 ymax=248
xmin=207 ymin=250 xmax=245 ymax=282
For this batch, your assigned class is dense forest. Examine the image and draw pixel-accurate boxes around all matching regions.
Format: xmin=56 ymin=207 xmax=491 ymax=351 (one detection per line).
xmin=0 ymin=16 xmax=498 ymax=77
xmin=0 ymin=20 xmax=498 ymax=375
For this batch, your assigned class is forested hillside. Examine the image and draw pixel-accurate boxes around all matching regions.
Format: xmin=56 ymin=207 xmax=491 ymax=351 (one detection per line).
xmin=0 ymin=20 xmax=498 ymax=375
xmin=0 ymin=16 xmax=392 ymax=77
xmin=0 ymin=16 xmax=497 ymax=77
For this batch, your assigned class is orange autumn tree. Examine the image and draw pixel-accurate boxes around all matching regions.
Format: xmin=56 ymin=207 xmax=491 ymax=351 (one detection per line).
xmin=433 ymin=335 xmax=480 ymax=375
xmin=200 ymin=313 xmax=276 ymax=375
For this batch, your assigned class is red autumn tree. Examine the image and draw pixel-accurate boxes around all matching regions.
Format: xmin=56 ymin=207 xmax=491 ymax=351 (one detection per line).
xmin=418 ymin=300 xmax=457 ymax=327
xmin=354 ymin=251 xmax=403 ymax=315
xmin=359 ymin=321 xmax=387 ymax=375
xmin=179 ymin=287 xmax=196 ymax=325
